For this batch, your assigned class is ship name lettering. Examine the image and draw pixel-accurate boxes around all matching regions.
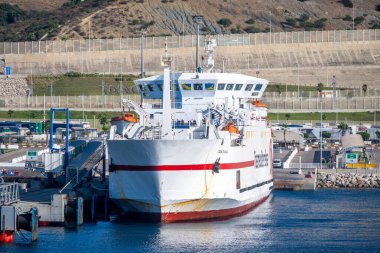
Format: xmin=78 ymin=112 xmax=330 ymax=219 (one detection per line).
xmin=218 ymin=150 xmax=228 ymax=154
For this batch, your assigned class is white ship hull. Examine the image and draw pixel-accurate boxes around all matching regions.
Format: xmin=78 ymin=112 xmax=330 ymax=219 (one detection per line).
xmin=108 ymin=133 xmax=273 ymax=222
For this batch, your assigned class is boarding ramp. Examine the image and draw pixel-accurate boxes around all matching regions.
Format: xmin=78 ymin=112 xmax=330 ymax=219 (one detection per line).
xmin=64 ymin=140 xmax=104 ymax=190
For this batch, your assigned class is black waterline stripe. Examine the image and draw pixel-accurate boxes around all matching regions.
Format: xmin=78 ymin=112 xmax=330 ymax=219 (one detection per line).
xmin=240 ymin=179 xmax=274 ymax=193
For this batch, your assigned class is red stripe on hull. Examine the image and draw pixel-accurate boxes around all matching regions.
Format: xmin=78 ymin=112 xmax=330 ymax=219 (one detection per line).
xmin=124 ymin=195 xmax=269 ymax=223
xmin=111 ymin=160 xmax=254 ymax=171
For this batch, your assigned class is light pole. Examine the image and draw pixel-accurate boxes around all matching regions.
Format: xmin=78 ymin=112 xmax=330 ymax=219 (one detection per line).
xmin=140 ymin=30 xmax=146 ymax=78
xmin=352 ymin=4 xmax=355 ymax=33
xmin=297 ymin=63 xmax=300 ymax=98
xmin=269 ymin=10 xmax=272 ymax=44
xmin=193 ymin=16 xmax=204 ymax=72
xmin=269 ymin=0 xmax=272 ymax=43
xmin=50 ymin=81 xmax=53 ymax=108
xmin=320 ymin=92 xmax=323 ymax=170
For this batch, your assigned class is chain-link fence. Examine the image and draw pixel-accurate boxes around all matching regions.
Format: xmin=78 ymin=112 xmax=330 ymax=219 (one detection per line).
xmin=262 ymin=96 xmax=380 ymax=112
xmin=0 ymin=29 xmax=378 ymax=55
xmin=0 ymin=95 xmax=379 ymax=112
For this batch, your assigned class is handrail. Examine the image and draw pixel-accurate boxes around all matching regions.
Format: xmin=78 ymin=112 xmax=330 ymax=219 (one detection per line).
xmin=0 ymin=182 xmax=20 ymax=205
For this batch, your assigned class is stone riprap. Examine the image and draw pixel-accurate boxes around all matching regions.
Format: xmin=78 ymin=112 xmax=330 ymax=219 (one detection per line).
xmin=0 ymin=78 xmax=28 ymax=97
xmin=317 ymin=173 xmax=380 ymax=188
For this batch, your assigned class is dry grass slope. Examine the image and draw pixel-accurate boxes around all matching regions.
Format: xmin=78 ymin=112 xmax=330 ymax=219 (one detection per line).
xmin=1 ymin=0 xmax=379 ymax=41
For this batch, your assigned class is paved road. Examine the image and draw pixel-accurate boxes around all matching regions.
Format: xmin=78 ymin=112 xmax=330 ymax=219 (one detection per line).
xmin=20 ymin=188 xmax=60 ymax=203
xmin=0 ymin=147 xmax=45 ymax=163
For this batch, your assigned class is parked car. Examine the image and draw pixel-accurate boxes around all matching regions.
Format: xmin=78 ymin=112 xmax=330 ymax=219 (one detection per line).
xmin=273 ymin=159 xmax=282 ymax=168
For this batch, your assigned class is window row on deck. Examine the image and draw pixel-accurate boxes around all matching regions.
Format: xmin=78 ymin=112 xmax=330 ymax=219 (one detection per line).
xmin=139 ymin=82 xmax=264 ymax=93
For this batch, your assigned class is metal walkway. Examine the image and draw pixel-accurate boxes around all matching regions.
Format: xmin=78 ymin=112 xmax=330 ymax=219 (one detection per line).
xmin=63 ymin=140 xmax=104 ymax=192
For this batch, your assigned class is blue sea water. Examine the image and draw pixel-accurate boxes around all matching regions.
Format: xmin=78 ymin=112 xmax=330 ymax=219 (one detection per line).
xmin=2 ymin=189 xmax=380 ymax=253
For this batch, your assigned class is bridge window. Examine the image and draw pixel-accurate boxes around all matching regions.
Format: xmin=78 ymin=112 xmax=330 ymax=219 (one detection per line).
xmin=217 ymin=83 xmax=226 ymax=90
xmin=226 ymin=84 xmax=234 ymax=90
xmin=147 ymin=84 xmax=155 ymax=92
xmin=181 ymin=83 xmax=191 ymax=90
xmin=245 ymin=84 xmax=254 ymax=91
xmin=234 ymin=84 xmax=243 ymax=90
xmin=157 ymin=83 xmax=163 ymax=91
xmin=205 ymin=83 xmax=215 ymax=90
xmin=171 ymin=82 xmax=180 ymax=91
xmin=138 ymin=84 xmax=146 ymax=92
xmin=254 ymin=84 xmax=263 ymax=91
xmin=194 ymin=83 xmax=203 ymax=90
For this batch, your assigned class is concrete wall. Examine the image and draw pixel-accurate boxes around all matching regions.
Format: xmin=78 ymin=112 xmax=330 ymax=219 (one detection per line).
xmin=1 ymin=29 xmax=379 ymax=87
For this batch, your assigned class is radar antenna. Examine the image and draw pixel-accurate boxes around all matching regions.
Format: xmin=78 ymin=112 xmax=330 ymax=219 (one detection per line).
xmin=161 ymin=43 xmax=172 ymax=67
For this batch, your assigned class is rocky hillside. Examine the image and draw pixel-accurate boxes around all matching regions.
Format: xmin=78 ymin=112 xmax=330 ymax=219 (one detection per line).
xmin=0 ymin=0 xmax=379 ymax=41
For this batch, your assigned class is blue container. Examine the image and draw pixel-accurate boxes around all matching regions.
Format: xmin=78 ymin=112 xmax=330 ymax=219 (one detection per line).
xmin=5 ymin=66 xmax=10 ymax=77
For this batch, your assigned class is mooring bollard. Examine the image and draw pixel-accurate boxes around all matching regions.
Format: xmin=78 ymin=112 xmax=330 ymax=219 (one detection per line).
xmin=104 ymin=192 xmax=109 ymax=221
xmin=91 ymin=194 xmax=95 ymax=222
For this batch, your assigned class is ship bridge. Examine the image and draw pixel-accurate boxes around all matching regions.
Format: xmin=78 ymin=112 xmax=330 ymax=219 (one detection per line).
xmin=135 ymin=72 xmax=268 ymax=114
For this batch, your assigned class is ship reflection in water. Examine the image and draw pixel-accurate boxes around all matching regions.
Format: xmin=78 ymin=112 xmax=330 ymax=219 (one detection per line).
xmin=153 ymin=196 xmax=273 ymax=252
xmin=6 ymin=190 xmax=380 ymax=253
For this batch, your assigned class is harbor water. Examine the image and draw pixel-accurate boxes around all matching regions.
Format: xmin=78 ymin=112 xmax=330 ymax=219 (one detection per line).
xmin=2 ymin=189 xmax=380 ymax=253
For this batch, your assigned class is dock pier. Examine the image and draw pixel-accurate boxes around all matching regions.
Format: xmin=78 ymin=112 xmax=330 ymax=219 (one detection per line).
xmin=273 ymin=168 xmax=317 ymax=191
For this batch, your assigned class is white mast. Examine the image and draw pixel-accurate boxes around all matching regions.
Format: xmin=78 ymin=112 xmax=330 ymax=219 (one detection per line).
xmin=204 ymin=38 xmax=217 ymax=73
xmin=161 ymin=44 xmax=172 ymax=138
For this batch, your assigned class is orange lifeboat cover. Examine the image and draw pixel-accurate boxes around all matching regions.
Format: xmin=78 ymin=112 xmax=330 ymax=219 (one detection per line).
xmin=112 ymin=113 xmax=138 ymax=123
xmin=222 ymin=121 xmax=238 ymax=134
xmin=251 ymin=100 xmax=267 ymax=107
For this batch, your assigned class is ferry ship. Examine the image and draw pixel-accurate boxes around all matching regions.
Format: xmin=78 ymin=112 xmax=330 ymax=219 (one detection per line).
xmin=107 ymin=40 xmax=273 ymax=222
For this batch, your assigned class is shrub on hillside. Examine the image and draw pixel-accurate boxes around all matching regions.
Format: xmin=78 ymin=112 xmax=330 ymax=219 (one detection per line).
xmin=243 ymin=26 xmax=261 ymax=33
xmin=217 ymin=18 xmax=232 ymax=27
xmin=342 ymin=15 xmax=352 ymax=21
xmin=0 ymin=3 xmax=27 ymax=26
xmin=354 ymin=16 xmax=365 ymax=26
xmin=298 ymin=13 xmax=310 ymax=23
xmin=65 ymin=72 xmax=82 ymax=78
xmin=286 ymin=18 xmax=297 ymax=27
xmin=230 ymin=25 xmax=242 ymax=34
xmin=62 ymin=0 xmax=82 ymax=8
xmin=245 ymin=18 xmax=255 ymax=25
xmin=369 ymin=21 xmax=380 ymax=29
xmin=340 ymin=0 xmax=353 ymax=8
xmin=313 ymin=18 xmax=327 ymax=28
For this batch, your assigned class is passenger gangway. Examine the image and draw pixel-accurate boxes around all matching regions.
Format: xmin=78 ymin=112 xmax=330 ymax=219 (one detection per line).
xmin=62 ymin=140 xmax=104 ymax=192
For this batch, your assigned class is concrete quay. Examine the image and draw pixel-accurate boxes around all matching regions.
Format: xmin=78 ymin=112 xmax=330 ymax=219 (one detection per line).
xmin=273 ymin=168 xmax=316 ymax=191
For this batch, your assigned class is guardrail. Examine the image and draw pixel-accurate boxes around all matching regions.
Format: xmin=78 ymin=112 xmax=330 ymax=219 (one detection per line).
xmin=0 ymin=29 xmax=378 ymax=55
xmin=0 ymin=181 xmax=20 ymax=205
xmin=288 ymin=163 xmax=330 ymax=169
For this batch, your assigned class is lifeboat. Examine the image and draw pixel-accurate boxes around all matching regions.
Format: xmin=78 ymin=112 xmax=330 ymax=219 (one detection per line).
xmin=222 ymin=121 xmax=238 ymax=134
xmin=251 ymin=100 xmax=267 ymax=107
xmin=111 ymin=113 xmax=139 ymax=123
